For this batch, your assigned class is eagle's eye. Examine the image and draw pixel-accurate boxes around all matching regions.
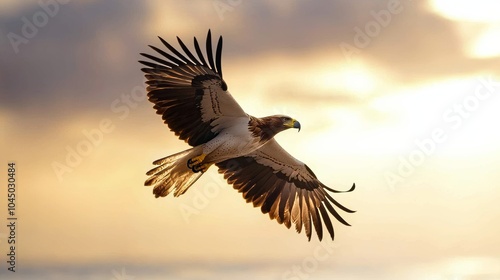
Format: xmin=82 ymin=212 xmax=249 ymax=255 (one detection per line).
xmin=281 ymin=117 xmax=290 ymax=122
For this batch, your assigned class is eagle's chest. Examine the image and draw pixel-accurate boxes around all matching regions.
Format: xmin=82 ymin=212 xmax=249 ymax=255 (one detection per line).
xmin=204 ymin=121 xmax=264 ymax=163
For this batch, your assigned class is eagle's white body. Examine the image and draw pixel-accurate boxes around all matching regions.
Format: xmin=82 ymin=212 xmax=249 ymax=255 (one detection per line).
xmin=203 ymin=116 xmax=262 ymax=163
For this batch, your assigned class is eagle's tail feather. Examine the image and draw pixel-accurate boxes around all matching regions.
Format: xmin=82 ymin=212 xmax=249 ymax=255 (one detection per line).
xmin=145 ymin=147 xmax=203 ymax=198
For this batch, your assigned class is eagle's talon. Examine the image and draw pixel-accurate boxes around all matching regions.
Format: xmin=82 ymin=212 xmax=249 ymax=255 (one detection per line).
xmin=191 ymin=163 xmax=212 ymax=173
xmin=187 ymin=154 xmax=206 ymax=169
xmin=187 ymin=158 xmax=194 ymax=169
xmin=192 ymin=165 xmax=201 ymax=173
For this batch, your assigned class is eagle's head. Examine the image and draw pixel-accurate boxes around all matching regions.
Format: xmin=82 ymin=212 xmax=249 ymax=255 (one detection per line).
xmin=272 ymin=115 xmax=301 ymax=132
xmin=249 ymin=115 xmax=301 ymax=142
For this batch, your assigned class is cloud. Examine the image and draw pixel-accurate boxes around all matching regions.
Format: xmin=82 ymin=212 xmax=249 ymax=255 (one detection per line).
xmin=0 ymin=1 xmax=149 ymax=111
xmin=215 ymin=1 xmax=500 ymax=83
xmin=2 ymin=0 xmax=499 ymax=117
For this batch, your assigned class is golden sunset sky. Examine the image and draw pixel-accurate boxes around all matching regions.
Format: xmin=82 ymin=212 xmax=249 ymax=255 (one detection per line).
xmin=1 ymin=1 xmax=500 ymax=279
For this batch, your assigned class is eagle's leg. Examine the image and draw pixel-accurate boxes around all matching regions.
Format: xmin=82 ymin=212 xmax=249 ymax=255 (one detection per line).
xmin=187 ymin=153 xmax=206 ymax=169
xmin=188 ymin=138 xmax=224 ymax=172
xmin=187 ymin=153 xmax=213 ymax=173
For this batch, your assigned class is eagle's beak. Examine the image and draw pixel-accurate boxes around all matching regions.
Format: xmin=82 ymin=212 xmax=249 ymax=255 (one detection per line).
xmin=284 ymin=118 xmax=301 ymax=132
xmin=292 ymin=119 xmax=301 ymax=132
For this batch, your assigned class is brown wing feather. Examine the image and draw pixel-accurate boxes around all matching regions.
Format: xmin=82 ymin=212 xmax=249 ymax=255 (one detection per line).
xmin=216 ymin=139 xmax=355 ymax=241
xmin=139 ymin=30 xmax=245 ymax=147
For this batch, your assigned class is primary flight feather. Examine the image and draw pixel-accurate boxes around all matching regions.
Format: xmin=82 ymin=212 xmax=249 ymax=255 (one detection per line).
xmin=140 ymin=30 xmax=355 ymax=241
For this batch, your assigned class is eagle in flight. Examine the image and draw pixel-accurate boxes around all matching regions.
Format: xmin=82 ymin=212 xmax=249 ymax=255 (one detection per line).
xmin=140 ymin=30 xmax=355 ymax=241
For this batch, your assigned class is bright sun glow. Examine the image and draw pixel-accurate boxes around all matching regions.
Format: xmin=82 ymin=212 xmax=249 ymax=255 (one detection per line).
xmin=470 ymin=24 xmax=500 ymax=58
xmin=429 ymin=1 xmax=500 ymax=58
xmin=429 ymin=0 xmax=500 ymax=22
xmin=340 ymin=66 xmax=377 ymax=94
xmin=372 ymin=75 xmax=500 ymax=155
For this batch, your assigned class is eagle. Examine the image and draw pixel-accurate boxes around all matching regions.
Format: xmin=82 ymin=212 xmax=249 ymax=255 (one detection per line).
xmin=140 ymin=30 xmax=355 ymax=241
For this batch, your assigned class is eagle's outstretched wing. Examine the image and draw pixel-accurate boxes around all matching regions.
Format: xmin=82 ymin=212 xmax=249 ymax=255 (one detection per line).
xmin=139 ymin=30 xmax=246 ymax=146
xmin=216 ymin=139 xmax=355 ymax=241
